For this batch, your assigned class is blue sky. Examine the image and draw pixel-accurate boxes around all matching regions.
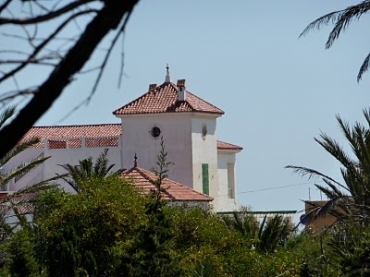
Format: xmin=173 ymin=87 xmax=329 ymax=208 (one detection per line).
xmin=3 ymin=1 xmax=370 ymax=218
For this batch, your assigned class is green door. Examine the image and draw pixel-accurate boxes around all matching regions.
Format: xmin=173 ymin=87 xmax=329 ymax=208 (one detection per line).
xmin=202 ymin=163 xmax=209 ymax=195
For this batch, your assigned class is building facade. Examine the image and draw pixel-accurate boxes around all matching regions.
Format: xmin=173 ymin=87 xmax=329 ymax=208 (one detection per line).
xmin=3 ymin=69 xmax=243 ymax=212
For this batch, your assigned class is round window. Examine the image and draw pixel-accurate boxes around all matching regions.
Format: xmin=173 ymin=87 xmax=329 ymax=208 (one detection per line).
xmin=151 ymin=126 xmax=161 ymax=138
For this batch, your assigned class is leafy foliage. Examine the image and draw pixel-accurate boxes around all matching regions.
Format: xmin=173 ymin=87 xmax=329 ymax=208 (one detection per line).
xmin=119 ymin=136 xmax=180 ymax=276
xmin=31 ymin=177 xmax=147 ymax=277
xmin=0 ymin=177 xmax=344 ymax=277
xmin=222 ymin=211 xmax=293 ymax=254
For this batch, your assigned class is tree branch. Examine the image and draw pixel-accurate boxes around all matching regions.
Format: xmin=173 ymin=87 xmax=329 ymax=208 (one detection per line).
xmin=0 ymin=0 xmax=12 ymax=14
xmin=0 ymin=0 xmax=95 ymax=25
xmin=0 ymin=9 xmax=97 ymax=83
xmin=0 ymin=0 xmax=139 ymax=159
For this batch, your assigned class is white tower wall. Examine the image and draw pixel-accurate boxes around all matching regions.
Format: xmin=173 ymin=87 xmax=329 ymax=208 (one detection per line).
xmin=191 ymin=115 xmax=219 ymax=210
xmin=119 ymin=114 xmax=194 ymax=188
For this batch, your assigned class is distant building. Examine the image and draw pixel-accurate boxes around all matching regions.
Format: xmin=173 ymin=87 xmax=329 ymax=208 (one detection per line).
xmin=3 ymin=67 xmax=243 ymax=212
xmin=303 ymin=201 xmax=337 ymax=231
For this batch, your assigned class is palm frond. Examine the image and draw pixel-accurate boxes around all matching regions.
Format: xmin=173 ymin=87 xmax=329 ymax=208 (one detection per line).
xmin=0 ymin=106 xmax=15 ymax=129
xmin=258 ymin=216 xmax=267 ymax=242
xmin=59 ymin=149 xmax=118 ymax=192
xmin=322 ymin=178 xmax=349 ymax=195
xmin=1 ymin=156 xmax=50 ymax=187
xmin=353 ymin=123 xmax=370 ymax=170
xmin=256 ymin=215 xmax=291 ymax=253
xmin=0 ymin=138 xmax=40 ymax=167
xmin=363 ymin=108 xmax=370 ymax=127
xmin=285 ymin=165 xmax=344 ymax=188
xmin=315 ymin=184 xmax=339 ymax=200
xmin=299 ymin=10 xmax=342 ymax=38
xmin=325 ymin=1 xmax=370 ymax=48
xmin=315 ymin=134 xmax=356 ymax=173
xmin=232 ymin=212 xmax=246 ymax=236
xmin=306 ymin=198 xmax=337 ymax=220
xmin=94 ymin=148 xmax=108 ymax=176
xmin=357 ymin=52 xmax=370 ymax=82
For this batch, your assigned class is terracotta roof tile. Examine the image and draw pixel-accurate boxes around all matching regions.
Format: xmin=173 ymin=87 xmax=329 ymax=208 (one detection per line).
xmin=0 ymin=192 xmax=36 ymax=216
xmin=20 ymin=124 xmax=122 ymax=148
xmin=121 ymin=166 xmax=213 ymax=202
xmin=22 ymin=124 xmax=122 ymax=140
xmin=113 ymin=82 xmax=224 ymax=115
xmin=217 ymin=140 xmax=243 ymax=151
xmin=20 ymin=124 xmax=240 ymax=152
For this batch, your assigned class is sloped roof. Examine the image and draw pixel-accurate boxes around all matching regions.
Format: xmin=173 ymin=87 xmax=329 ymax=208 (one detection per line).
xmin=121 ymin=165 xmax=213 ymax=202
xmin=113 ymin=82 xmax=224 ymax=115
xmin=0 ymin=192 xmax=36 ymax=217
xmin=22 ymin=124 xmax=122 ymax=141
xmin=20 ymin=124 xmax=241 ymax=151
xmin=20 ymin=124 xmax=122 ymax=147
xmin=217 ymin=140 xmax=243 ymax=151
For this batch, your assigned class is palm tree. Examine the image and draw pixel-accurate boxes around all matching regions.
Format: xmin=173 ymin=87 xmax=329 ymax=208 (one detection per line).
xmin=286 ymin=108 xmax=370 ymax=225
xmin=222 ymin=211 xmax=292 ymax=253
xmin=59 ymin=148 xmax=121 ymax=192
xmin=0 ymin=107 xmax=51 ymax=189
xmin=0 ymin=107 xmax=61 ymax=235
xmin=300 ymin=1 xmax=370 ymax=82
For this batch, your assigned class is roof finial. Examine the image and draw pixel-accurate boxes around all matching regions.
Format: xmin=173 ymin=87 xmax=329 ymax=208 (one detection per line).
xmin=165 ymin=63 xmax=171 ymax=83
xmin=134 ymin=153 xmax=138 ymax=167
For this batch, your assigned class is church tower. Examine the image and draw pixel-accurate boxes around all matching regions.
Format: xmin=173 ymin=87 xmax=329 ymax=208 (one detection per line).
xmin=113 ymin=67 xmax=224 ymax=209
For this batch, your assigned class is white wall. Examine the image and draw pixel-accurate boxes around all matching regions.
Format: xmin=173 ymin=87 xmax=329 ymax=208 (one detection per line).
xmin=119 ymin=114 xmax=193 ymax=188
xmin=1 ymin=148 xmax=44 ymax=191
xmin=191 ymin=115 xmax=219 ymax=210
xmin=44 ymin=143 xmax=122 ymax=193
xmin=217 ymin=150 xmax=241 ymax=212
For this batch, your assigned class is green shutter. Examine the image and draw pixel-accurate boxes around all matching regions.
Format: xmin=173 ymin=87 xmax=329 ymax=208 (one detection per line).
xmin=202 ymin=163 xmax=209 ymax=195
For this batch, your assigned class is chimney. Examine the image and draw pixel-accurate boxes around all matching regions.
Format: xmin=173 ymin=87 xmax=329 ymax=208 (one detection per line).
xmin=177 ymin=79 xmax=186 ymax=101
xmin=149 ymin=83 xmax=157 ymax=91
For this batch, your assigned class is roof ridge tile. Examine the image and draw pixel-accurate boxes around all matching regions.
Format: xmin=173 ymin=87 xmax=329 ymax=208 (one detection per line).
xmin=113 ymin=81 xmax=224 ymax=116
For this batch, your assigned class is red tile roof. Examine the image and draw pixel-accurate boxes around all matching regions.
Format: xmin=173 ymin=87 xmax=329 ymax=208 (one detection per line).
xmin=113 ymin=82 xmax=224 ymax=115
xmin=217 ymin=140 xmax=243 ymax=151
xmin=21 ymin=124 xmax=240 ymax=151
xmin=20 ymin=124 xmax=122 ymax=148
xmin=22 ymin=124 xmax=122 ymax=141
xmin=0 ymin=192 xmax=36 ymax=216
xmin=121 ymin=166 xmax=213 ymax=202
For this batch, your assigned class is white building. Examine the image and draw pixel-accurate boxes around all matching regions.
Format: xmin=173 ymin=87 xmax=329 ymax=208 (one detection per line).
xmin=3 ymin=69 xmax=243 ymax=212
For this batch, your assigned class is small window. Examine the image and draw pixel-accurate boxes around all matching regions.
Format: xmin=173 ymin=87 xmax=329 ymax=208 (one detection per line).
xmin=151 ymin=126 xmax=161 ymax=138
xmin=202 ymin=163 xmax=209 ymax=195
xmin=202 ymin=124 xmax=207 ymax=139
xmin=227 ymin=163 xmax=235 ymax=199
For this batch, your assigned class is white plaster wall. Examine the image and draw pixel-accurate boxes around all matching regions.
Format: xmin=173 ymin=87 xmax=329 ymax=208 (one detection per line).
xmin=217 ymin=150 xmax=241 ymax=212
xmin=1 ymin=148 xmax=44 ymax=191
xmin=1 ymin=148 xmax=44 ymax=174
xmin=44 ymin=144 xmax=122 ymax=192
xmin=119 ymin=114 xmax=193 ymax=188
xmin=191 ymin=116 xmax=219 ymax=210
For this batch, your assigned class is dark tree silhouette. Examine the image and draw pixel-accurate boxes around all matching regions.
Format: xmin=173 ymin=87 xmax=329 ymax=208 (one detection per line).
xmin=0 ymin=0 xmax=140 ymax=159
xmin=300 ymin=1 xmax=370 ymax=82
xmin=287 ymin=109 xmax=370 ymax=225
